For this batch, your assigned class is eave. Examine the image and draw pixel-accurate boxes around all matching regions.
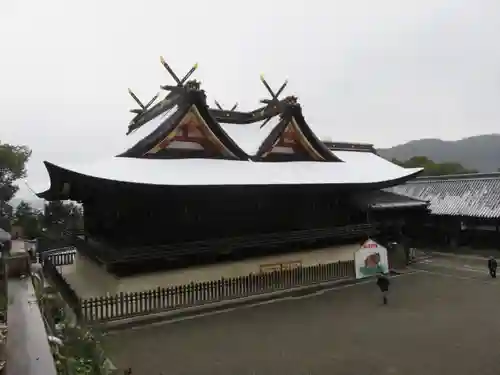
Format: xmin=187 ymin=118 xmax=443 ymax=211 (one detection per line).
xmin=36 ymin=156 xmax=422 ymax=202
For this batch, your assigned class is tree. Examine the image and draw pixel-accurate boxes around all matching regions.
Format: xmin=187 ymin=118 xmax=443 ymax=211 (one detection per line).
xmin=13 ymin=200 xmax=42 ymax=239
xmin=42 ymin=201 xmax=83 ymax=236
xmin=392 ymin=156 xmax=477 ymax=176
xmin=0 ymin=143 xmax=31 ymax=202
xmin=0 ymin=203 xmax=12 ymax=233
xmin=14 ymin=200 xmax=35 ymax=220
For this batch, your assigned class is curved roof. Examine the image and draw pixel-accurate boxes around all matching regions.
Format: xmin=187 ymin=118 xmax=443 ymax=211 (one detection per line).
xmin=37 ymin=150 xmax=422 ymax=200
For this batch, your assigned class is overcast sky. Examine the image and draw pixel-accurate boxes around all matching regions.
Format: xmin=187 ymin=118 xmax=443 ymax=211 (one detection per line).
xmin=2 ymin=0 xmax=500 ymax=200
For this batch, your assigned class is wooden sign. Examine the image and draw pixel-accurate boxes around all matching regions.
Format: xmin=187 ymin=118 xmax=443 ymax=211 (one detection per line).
xmin=259 ymin=260 xmax=302 ymax=273
xmin=281 ymin=261 xmax=302 ymax=270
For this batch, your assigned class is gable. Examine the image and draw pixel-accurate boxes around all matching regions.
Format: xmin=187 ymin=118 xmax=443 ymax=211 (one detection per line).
xmin=144 ymin=105 xmax=236 ymax=158
xmin=262 ymin=119 xmax=325 ymax=160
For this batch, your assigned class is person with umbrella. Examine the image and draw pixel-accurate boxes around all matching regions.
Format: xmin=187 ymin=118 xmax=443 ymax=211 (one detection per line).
xmin=488 ymin=256 xmax=497 ymax=278
xmin=376 ymin=272 xmax=390 ymax=305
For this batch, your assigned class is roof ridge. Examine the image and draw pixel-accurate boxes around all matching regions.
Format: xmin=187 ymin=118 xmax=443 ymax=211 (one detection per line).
xmin=414 ymin=172 xmax=500 ymax=182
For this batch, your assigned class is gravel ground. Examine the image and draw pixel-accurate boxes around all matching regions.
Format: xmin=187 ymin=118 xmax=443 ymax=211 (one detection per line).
xmin=104 ymin=267 xmax=500 ymax=375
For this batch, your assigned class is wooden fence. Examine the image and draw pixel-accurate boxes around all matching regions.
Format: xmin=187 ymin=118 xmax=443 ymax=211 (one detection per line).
xmin=42 ymin=256 xmax=83 ymax=320
xmin=42 ymin=251 xmax=355 ymax=323
xmin=38 ymin=247 xmax=77 ymax=266
xmin=82 ymin=261 xmax=353 ymax=322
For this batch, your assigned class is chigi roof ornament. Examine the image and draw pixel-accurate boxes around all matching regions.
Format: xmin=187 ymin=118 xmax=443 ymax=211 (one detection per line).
xmin=127 ymin=89 xmax=159 ymax=120
xmin=126 ymin=58 xmax=199 ymax=135
xmin=258 ymin=75 xmax=290 ymax=128
xmin=159 ymin=56 xmax=199 ymax=94
xmin=214 ymin=101 xmax=238 ymax=117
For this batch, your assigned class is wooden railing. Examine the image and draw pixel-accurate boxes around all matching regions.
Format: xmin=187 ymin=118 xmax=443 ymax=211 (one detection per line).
xmin=74 ymin=223 xmax=377 ymax=266
xmin=41 ymin=256 xmax=82 ymax=320
xmin=38 ymin=247 xmax=77 ymax=266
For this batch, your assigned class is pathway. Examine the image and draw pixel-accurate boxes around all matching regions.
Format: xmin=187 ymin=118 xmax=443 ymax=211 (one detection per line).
xmin=6 ymin=278 xmax=56 ymax=375
xmin=105 ymin=261 xmax=500 ymax=375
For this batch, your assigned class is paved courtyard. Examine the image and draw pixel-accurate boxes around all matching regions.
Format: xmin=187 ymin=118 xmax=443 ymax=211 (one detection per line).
xmin=104 ymin=257 xmax=500 ymax=375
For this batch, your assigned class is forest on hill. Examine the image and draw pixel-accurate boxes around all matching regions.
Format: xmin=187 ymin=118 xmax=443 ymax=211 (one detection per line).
xmin=391 ymin=156 xmax=477 ymax=176
xmin=378 ymin=134 xmax=500 ymax=173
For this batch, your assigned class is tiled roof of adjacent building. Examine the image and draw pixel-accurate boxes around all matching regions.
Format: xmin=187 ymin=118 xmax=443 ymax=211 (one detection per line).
xmin=352 ymin=190 xmax=428 ymax=211
xmin=385 ymin=172 xmax=500 ymax=218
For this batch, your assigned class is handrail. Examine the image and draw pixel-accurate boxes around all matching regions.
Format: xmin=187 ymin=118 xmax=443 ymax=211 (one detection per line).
xmin=40 ymin=246 xmax=76 ymax=256
xmin=76 ymin=223 xmax=377 ymax=264
xmin=124 ymin=224 xmax=373 ymax=253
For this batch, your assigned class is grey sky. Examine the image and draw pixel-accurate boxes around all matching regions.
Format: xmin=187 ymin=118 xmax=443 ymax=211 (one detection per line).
xmin=2 ymin=0 xmax=500 ymax=200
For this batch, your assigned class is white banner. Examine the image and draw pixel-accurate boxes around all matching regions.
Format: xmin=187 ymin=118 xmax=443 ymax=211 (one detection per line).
xmin=354 ymin=239 xmax=389 ymax=279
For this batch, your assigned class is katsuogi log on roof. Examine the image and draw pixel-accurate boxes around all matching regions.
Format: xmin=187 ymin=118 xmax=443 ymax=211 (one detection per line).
xmin=209 ymin=77 xmax=293 ymax=126
xmin=119 ymin=58 xmax=249 ymax=160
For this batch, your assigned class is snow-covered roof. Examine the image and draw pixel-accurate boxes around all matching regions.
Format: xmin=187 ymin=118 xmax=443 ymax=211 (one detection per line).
xmin=124 ymin=105 xmax=179 ymax=151
xmin=218 ymin=116 xmax=281 ymax=156
xmin=39 ymin=150 xmax=421 ymax=189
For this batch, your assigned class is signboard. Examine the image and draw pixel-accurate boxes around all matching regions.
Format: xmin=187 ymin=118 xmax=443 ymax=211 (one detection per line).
xmin=281 ymin=261 xmax=302 ymax=271
xmin=259 ymin=263 xmax=282 ymax=273
xmin=259 ymin=260 xmax=302 ymax=274
xmin=354 ymin=239 xmax=389 ymax=279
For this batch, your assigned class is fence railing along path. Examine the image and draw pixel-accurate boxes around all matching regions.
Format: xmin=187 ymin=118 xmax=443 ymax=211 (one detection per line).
xmin=37 ymin=247 xmax=77 ymax=266
xmin=40 ymin=249 xmax=355 ymax=323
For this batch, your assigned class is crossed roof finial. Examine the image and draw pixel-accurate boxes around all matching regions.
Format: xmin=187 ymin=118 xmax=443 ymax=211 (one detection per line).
xmin=159 ymin=56 xmax=199 ymax=93
xmin=258 ymin=74 xmax=289 ymax=128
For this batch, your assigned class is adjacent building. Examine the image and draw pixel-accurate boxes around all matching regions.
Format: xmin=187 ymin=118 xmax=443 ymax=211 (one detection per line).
xmin=387 ymin=172 xmax=500 ymax=249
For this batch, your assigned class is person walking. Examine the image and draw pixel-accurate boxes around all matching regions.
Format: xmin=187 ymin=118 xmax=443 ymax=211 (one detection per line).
xmin=376 ymin=273 xmax=390 ymax=305
xmin=488 ymin=256 xmax=497 ymax=278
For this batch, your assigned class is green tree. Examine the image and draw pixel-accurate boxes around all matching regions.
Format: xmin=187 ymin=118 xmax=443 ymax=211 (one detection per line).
xmin=15 ymin=200 xmax=35 ymax=220
xmin=13 ymin=200 xmax=42 ymax=239
xmin=0 ymin=143 xmax=31 ymax=202
xmin=0 ymin=142 xmax=31 ymax=232
xmin=393 ymin=156 xmax=477 ymax=176
xmin=42 ymin=201 xmax=83 ymax=236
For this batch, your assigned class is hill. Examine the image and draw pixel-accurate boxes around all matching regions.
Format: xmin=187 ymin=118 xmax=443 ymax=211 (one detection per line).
xmin=377 ymin=134 xmax=500 ymax=173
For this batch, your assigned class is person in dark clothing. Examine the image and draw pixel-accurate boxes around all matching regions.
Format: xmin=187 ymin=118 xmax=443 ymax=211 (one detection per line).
xmin=376 ymin=273 xmax=390 ymax=305
xmin=488 ymin=257 xmax=497 ymax=278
